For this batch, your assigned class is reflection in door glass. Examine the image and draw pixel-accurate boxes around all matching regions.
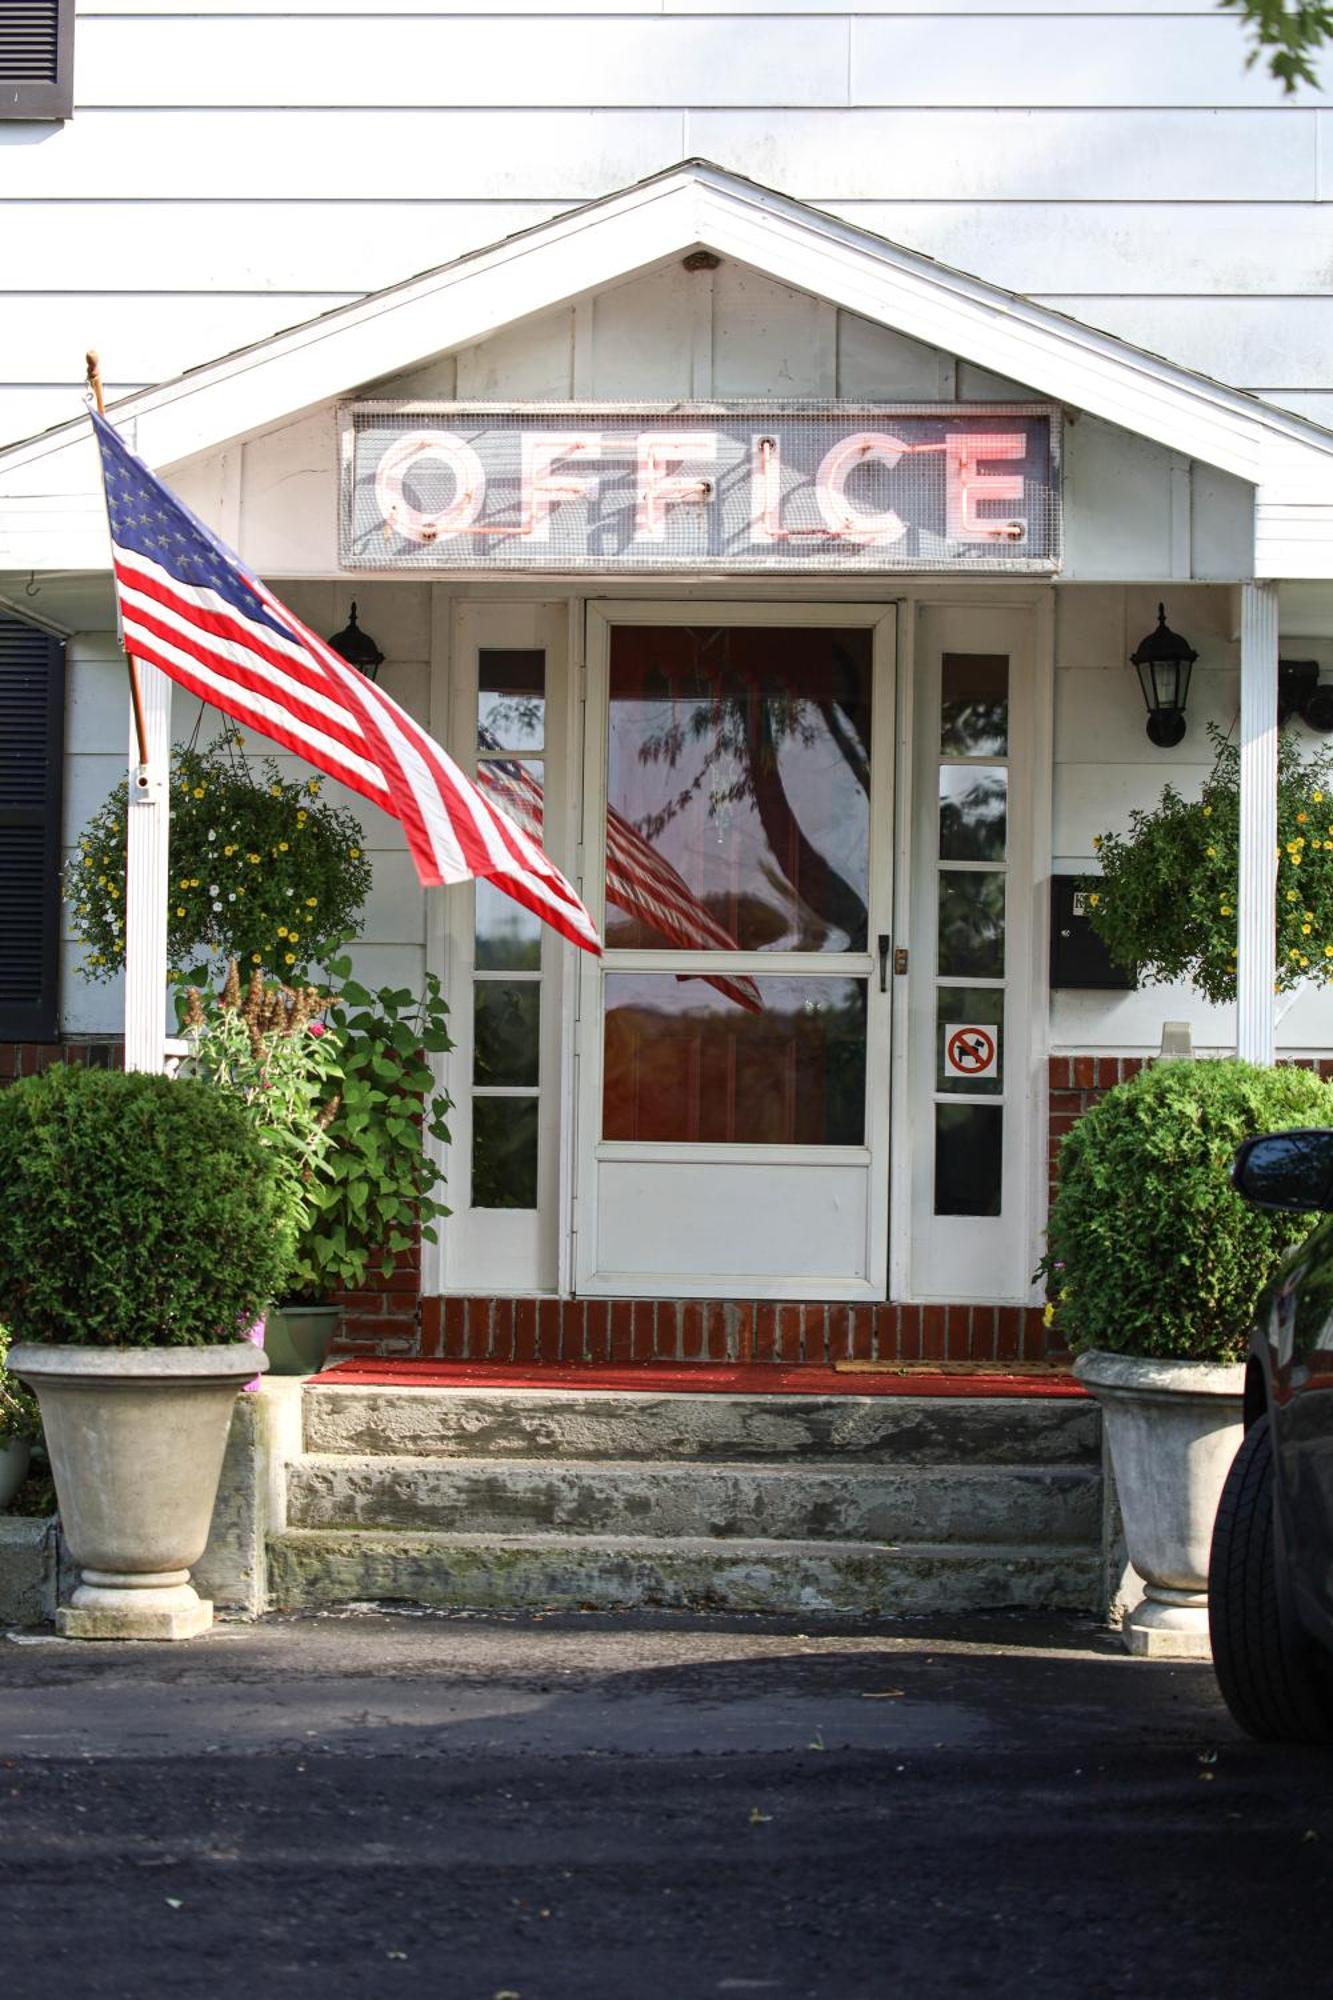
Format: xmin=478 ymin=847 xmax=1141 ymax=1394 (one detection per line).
xmin=939 ymin=765 xmax=1007 ymax=862
xmin=472 ymin=1097 xmax=539 ymax=1209
xmin=940 ymin=653 xmax=1008 ymax=757
xmin=605 ymin=626 xmax=872 ymax=954
xmin=603 ymin=974 xmax=867 ymax=1145
xmin=479 ymin=648 xmax=545 ymax=751
xmin=935 ymin=1103 xmax=1003 ymax=1215
xmin=938 ymin=870 xmax=1005 ymax=978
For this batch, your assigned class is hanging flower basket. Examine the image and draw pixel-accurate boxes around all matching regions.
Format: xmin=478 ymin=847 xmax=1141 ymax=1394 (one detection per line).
xmin=67 ymin=728 xmax=373 ymax=986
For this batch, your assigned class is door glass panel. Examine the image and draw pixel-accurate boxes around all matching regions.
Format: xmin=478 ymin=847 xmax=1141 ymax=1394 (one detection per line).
xmin=479 ymin=648 xmax=545 ymax=751
xmin=935 ymin=986 xmax=1004 ymax=1097
xmin=935 ymin=1103 xmax=1003 ymax=1215
xmin=604 ymin=625 xmax=872 ymax=954
xmin=603 ymin=973 xmax=867 ymax=1145
xmin=941 ymin=653 xmax=1008 ymax=757
xmin=472 ymin=1097 xmax=539 ymax=1209
xmin=474 ymin=980 xmax=541 ymax=1087
xmin=475 ymin=879 xmax=542 ymax=971
xmin=939 ymin=766 xmax=1007 ymax=862
xmin=938 ymin=870 xmax=1005 ymax=978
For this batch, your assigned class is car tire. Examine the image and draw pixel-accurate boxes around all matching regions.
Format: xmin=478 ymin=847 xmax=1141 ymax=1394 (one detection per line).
xmin=1208 ymin=1416 xmax=1333 ymax=1743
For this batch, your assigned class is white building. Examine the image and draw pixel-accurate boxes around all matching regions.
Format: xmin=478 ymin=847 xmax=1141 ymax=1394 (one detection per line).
xmin=2 ymin=2 xmax=1332 ymax=1366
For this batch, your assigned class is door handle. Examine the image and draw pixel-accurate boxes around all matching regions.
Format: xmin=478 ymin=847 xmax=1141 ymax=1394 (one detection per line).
xmin=877 ymin=934 xmax=891 ymax=993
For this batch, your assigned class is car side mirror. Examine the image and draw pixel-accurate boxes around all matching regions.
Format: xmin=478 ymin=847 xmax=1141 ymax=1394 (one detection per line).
xmin=1232 ymin=1129 xmax=1333 ymax=1212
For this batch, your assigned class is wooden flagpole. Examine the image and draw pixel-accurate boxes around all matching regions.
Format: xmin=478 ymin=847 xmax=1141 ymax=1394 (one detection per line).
xmin=86 ymin=351 xmax=151 ymax=775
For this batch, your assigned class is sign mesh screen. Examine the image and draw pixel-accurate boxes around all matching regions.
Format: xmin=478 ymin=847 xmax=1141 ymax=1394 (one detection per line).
xmin=341 ymin=405 xmax=1061 ymax=574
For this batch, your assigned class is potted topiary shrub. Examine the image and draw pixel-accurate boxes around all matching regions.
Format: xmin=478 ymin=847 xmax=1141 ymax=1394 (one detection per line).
xmin=0 ymin=1323 xmax=41 ymax=1511
xmin=0 ymin=1065 xmax=298 ymax=1639
xmin=1039 ymin=1058 xmax=1333 ymax=1658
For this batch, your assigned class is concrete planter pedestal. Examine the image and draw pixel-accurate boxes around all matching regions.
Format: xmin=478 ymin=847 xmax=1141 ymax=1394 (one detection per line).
xmin=8 ymin=1344 xmax=268 ymax=1641
xmin=1074 ymin=1350 xmax=1243 ymax=1659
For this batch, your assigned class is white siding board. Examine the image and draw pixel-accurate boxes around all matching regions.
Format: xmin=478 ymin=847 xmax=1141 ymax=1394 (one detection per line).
xmin=78 ymin=17 xmax=851 ymax=108
xmin=4 ymin=295 xmax=359 ymax=390
xmin=455 ymin=308 xmax=576 ymax=399
xmin=1192 ymin=464 xmax=1255 ymax=581
xmin=1034 ymin=297 xmax=1333 ymax=391
xmin=688 ymin=110 xmax=1318 ymax=200
xmin=1062 ymin=418 xmax=1175 ymax=581
xmin=0 ymin=202 xmax=569 ymax=295
xmin=822 ymin=203 xmax=1333 ymax=300
xmin=836 ymin=311 xmax=948 ymax=399
xmin=363 ymin=356 xmax=460 ymax=401
xmin=852 ymin=17 xmax=1320 ymax=105
xmin=0 ymin=111 xmax=687 ymax=199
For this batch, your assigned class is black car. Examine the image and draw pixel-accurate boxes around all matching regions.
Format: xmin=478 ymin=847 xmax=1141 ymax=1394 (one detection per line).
xmin=1210 ymin=1127 xmax=1333 ymax=1741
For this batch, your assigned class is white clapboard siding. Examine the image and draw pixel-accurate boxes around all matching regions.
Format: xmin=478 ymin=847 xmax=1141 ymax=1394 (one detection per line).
xmin=78 ymin=0 xmax=1230 ymax=12
xmin=5 ymin=295 xmax=359 ymax=388
xmin=689 ymin=109 xmax=1319 ymax=201
xmin=77 ymin=16 xmax=852 ymax=107
xmin=0 ymin=110 xmax=689 ymax=199
xmin=1035 ymin=297 xmax=1333 ymax=392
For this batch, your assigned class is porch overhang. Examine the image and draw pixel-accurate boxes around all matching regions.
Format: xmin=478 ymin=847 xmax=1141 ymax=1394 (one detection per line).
xmin=2 ymin=160 xmax=1333 ymax=582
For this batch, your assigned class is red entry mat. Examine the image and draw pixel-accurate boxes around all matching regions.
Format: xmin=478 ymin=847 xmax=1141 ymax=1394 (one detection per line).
xmin=316 ymin=1358 xmax=1086 ymax=1400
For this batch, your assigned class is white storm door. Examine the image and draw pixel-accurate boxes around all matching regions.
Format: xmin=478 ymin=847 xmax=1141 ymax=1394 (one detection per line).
xmin=575 ymin=602 xmax=896 ymax=1301
xmin=438 ymin=600 xmax=572 ymax=1294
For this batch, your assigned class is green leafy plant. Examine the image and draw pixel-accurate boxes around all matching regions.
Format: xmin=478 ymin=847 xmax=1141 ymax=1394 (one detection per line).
xmin=177 ymin=962 xmax=343 ymax=1241
xmin=0 ymin=1324 xmax=40 ymax=1446
xmin=284 ymin=955 xmax=455 ymax=1302
xmin=1038 ymin=1058 xmax=1333 ymax=1360
xmin=1220 ymin=0 xmax=1333 ymax=93
xmin=67 ymin=729 xmax=372 ymax=985
xmin=1085 ymin=726 xmax=1333 ymax=1005
xmin=0 ymin=1066 xmax=299 ymax=1348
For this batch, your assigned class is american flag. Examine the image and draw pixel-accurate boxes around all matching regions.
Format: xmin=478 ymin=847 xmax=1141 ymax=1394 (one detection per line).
xmin=90 ymin=410 xmax=600 ymax=955
xmin=478 ymin=738 xmax=762 ymax=1013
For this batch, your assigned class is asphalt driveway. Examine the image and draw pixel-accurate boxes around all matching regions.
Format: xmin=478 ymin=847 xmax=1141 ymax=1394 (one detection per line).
xmin=1 ymin=1609 xmax=1328 ymax=1998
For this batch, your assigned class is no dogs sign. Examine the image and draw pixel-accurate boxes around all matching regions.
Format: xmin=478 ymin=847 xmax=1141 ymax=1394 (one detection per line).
xmin=944 ymin=1024 xmax=998 ymax=1081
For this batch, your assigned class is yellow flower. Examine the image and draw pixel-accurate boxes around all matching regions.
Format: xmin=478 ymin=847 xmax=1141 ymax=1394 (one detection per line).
xmin=192 ymin=786 xmax=205 ymax=799
xmin=224 ymin=844 xmax=236 ymax=856
xmin=306 ymin=779 xmax=321 ymax=796
xmin=277 ymin=841 xmax=289 ymax=853
xmin=1202 ymin=806 xmax=1213 ymax=818
xmin=1302 ymin=955 xmax=1310 ymax=966
xmin=190 ymin=878 xmax=200 ymax=888
xmin=350 ymin=847 xmax=361 ymax=860
xmin=1316 ymin=792 xmax=1325 ymax=803
xmin=1087 ymin=892 xmax=1100 ymax=907
xmin=248 ymin=853 xmax=260 ymax=865
xmin=1205 ymin=846 xmax=1217 ymax=858
xmin=1302 ymin=924 xmax=1313 ymax=935
xmin=305 ymin=896 xmax=317 ymax=908
xmin=284 ymin=952 xmax=295 ymax=965
xmin=179 ymin=877 xmax=190 ymax=889
xmin=1288 ymin=890 xmax=1300 ymax=901
xmin=270 ymin=784 xmax=282 ymax=797
xmin=1290 ymin=947 xmax=1302 ymax=959
xmin=175 ymin=905 xmax=186 ymax=917
xmin=277 ymin=926 xmax=288 ymax=939
xmin=1092 ymin=835 xmax=1103 ymax=851
xmin=252 ymin=953 xmax=262 ymax=964
xmin=1220 ymin=906 xmax=1233 ymax=917
xmin=1298 ymin=812 xmax=1309 ymax=824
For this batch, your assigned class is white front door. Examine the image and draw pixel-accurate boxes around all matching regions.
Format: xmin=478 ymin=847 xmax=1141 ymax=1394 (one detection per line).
xmin=575 ymin=601 xmax=897 ymax=1300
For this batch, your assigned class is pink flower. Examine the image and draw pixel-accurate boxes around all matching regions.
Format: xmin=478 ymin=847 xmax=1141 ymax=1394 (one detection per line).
xmin=308 ymin=1021 xmax=326 ymax=1037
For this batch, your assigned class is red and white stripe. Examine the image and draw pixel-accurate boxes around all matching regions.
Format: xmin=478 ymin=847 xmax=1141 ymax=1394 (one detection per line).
xmin=108 ymin=540 xmax=601 ymax=954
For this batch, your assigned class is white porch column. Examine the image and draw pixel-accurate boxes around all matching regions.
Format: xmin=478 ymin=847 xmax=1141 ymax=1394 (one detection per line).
xmin=1237 ymin=581 xmax=1280 ymax=1067
xmin=122 ymin=660 xmax=171 ymax=1074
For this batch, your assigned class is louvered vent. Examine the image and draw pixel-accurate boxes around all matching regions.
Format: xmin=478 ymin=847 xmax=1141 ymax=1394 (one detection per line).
xmin=0 ymin=618 xmax=65 ymax=1038
xmin=0 ymin=3 xmax=60 ymax=80
xmin=0 ymin=1 xmax=72 ymax=117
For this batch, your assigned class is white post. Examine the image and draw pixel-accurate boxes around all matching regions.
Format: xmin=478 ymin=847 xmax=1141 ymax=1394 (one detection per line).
xmin=1237 ymin=581 xmax=1279 ymax=1067
xmin=122 ymin=659 xmax=171 ymax=1074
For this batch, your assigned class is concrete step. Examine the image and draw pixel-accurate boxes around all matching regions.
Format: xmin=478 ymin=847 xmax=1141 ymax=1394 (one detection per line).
xmin=303 ymin=1385 xmax=1100 ymax=1467
xmin=285 ymin=1452 xmax=1100 ymax=1547
xmin=266 ymin=1527 xmax=1101 ymax=1617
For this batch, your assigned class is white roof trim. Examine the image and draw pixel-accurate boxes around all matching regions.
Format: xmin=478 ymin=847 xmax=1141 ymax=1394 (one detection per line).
xmin=5 ymin=160 xmax=1333 ymax=574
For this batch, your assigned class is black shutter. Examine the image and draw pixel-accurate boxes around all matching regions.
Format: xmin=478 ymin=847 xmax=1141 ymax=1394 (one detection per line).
xmin=0 ymin=617 xmax=65 ymax=1040
xmin=0 ymin=0 xmax=74 ymax=121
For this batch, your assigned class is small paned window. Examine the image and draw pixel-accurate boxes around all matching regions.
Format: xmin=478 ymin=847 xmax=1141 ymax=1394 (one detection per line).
xmin=0 ymin=1 xmax=74 ymax=120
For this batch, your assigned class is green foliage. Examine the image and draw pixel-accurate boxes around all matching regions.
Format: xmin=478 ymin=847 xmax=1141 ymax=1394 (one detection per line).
xmin=1086 ymin=727 xmax=1333 ymax=1005
xmin=0 ymin=1324 xmax=40 ymax=1445
xmin=177 ymin=965 xmax=344 ymax=1246
xmin=284 ymin=956 xmax=455 ymax=1301
xmin=1038 ymin=1059 xmax=1333 ymax=1360
xmin=0 ymin=1066 xmax=299 ymax=1348
xmin=1220 ymin=0 xmax=1333 ymax=93
xmin=67 ymin=730 xmax=372 ymax=986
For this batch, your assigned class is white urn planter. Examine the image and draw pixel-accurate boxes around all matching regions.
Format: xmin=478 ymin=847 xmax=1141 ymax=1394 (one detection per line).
xmin=8 ymin=1343 xmax=268 ymax=1641
xmin=1075 ymin=1350 xmax=1244 ymax=1660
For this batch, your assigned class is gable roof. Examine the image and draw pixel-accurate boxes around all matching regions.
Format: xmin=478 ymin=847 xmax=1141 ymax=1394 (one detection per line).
xmin=4 ymin=160 xmax=1333 ymax=577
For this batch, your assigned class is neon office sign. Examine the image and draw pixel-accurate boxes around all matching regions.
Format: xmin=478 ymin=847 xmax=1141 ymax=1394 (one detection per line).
xmin=340 ymin=404 xmax=1061 ymax=573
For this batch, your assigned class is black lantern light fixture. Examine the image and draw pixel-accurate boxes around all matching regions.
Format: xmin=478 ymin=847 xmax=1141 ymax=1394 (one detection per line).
xmin=1130 ymin=602 xmax=1197 ymax=749
xmin=326 ymin=601 xmax=384 ymax=681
